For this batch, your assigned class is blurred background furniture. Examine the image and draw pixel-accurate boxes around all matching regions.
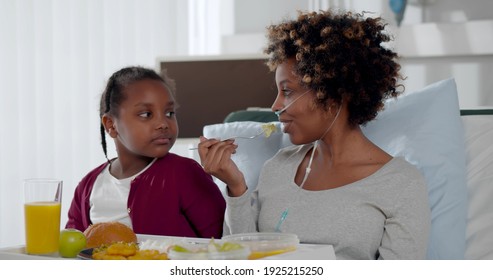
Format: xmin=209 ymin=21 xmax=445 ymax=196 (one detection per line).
xmin=224 ymin=109 xmax=277 ymax=123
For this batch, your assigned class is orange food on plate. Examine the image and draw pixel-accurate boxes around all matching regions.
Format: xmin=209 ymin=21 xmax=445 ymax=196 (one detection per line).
xmin=127 ymin=249 xmax=168 ymax=260
xmin=83 ymin=222 xmax=137 ymax=249
xmin=92 ymin=242 xmax=168 ymax=260
xmin=248 ymin=246 xmax=296 ymax=259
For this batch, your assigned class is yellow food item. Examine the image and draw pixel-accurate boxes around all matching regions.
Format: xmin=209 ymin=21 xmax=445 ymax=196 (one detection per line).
xmin=206 ymin=239 xmax=245 ymax=253
xmin=172 ymin=245 xmax=191 ymax=253
xmin=93 ymin=251 xmax=127 ymax=260
xmin=92 ymin=242 xmax=168 ymax=260
xmin=261 ymin=123 xmax=277 ymax=138
xmin=171 ymin=240 xmax=244 ymax=254
xmin=248 ymin=246 xmax=296 ymax=260
xmin=128 ymin=249 xmax=168 ymax=260
xmin=106 ymin=242 xmax=138 ymax=256
xmin=219 ymin=242 xmax=243 ymax=252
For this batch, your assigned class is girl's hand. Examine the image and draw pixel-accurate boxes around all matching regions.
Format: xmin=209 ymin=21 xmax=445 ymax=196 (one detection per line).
xmin=198 ymin=136 xmax=247 ymax=197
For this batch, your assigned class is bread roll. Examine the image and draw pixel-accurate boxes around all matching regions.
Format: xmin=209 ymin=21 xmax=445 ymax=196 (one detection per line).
xmin=84 ymin=222 xmax=137 ymax=248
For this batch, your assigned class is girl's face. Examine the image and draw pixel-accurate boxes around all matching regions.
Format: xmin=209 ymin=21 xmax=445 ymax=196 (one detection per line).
xmin=271 ymin=58 xmax=329 ymax=145
xmin=111 ymin=79 xmax=178 ymax=160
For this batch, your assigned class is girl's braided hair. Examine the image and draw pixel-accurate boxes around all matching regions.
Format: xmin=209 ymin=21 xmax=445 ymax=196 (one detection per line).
xmin=99 ymin=66 xmax=176 ymax=161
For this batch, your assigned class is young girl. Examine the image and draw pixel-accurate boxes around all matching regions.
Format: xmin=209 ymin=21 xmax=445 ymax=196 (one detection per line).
xmin=66 ymin=66 xmax=225 ymax=239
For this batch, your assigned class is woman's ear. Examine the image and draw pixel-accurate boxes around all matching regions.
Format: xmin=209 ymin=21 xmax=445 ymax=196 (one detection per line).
xmin=102 ymin=114 xmax=117 ymax=138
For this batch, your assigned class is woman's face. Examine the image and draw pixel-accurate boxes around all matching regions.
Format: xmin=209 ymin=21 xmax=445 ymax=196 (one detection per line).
xmin=271 ymin=58 xmax=330 ymax=145
xmin=112 ymin=79 xmax=178 ymax=160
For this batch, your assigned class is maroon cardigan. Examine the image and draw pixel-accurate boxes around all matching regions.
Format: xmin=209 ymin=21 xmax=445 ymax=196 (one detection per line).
xmin=66 ymin=153 xmax=225 ymax=239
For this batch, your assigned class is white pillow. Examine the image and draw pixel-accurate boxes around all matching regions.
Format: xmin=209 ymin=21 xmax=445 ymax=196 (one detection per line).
xmin=462 ymin=113 xmax=493 ymax=259
xmin=362 ymin=78 xmax=468 ymax=259
xmin=203 ymin=121 xmax=284 ymax=195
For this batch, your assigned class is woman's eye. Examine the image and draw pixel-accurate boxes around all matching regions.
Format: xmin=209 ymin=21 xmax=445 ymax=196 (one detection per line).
xmin=166 ymin=111 xmax=176 ymax=118
xmin=139 ymin=112 xmax=151 ymax=118
xmin=281 ymin=89 xmax=292 ymax=97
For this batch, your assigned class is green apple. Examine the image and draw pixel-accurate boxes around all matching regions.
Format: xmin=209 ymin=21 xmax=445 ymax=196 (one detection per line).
xmin=59 ymin=228 xmax=86 ymax=258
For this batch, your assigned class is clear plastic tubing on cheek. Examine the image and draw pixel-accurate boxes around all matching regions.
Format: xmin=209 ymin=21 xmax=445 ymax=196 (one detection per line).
xmin=274 ymin=90 xmax=310 ymax=117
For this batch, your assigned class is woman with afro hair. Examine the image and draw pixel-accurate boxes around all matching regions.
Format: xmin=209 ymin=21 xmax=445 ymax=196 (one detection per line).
xmin=198 ymin=10 xmax=430 ymax=260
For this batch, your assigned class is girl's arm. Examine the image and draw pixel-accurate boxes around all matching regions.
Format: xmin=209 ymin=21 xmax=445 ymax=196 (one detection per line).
xmin=66 ymin=180 xmax=90 ymax=232
xmin=180 ymin=161 xmax=226 ymax=239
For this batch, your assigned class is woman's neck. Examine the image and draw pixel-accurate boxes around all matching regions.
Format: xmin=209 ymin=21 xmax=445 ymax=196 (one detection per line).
xmin=317 ymin=125 xmax=372 ymax=164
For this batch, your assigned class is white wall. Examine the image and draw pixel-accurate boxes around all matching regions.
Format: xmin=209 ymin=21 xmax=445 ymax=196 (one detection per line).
xmin=396 ymin=1 xmax=493 ymax=107
xmin=221 ymin=0 xmax=493 ymax=108
xmin=408 ymin=0 xmax=493 ymax=23
xmin=0 ymin=0 xmax=189 ymax=248
xmin=400 ymin=55 xmax=493 ymax=107
xmin=234 ymin=0 xmax=310 ymax=33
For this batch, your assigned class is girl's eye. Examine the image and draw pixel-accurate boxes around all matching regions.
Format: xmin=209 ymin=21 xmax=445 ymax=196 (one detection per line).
xmin=166 ymin=111 xmax=176 ymax=118
xmin=139 ymin=112 xmax=151 ymax=118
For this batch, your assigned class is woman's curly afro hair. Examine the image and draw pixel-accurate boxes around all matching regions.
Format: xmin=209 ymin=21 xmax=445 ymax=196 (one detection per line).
xmin=265 ymin=10 xmax=403 ymax=126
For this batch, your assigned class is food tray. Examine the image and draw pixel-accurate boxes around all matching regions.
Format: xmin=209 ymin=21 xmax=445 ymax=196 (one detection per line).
xmin=222 ymin=232 xmax=299 ymax=259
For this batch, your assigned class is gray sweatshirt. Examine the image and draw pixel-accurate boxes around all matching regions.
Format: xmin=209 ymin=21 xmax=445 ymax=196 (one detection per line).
xmin=225 ymin=144 xmax=431 ymax=260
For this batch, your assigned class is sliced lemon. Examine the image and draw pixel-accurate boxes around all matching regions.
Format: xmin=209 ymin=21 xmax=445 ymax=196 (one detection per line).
xmin=172 ymin=245 xmax=191 ymax=253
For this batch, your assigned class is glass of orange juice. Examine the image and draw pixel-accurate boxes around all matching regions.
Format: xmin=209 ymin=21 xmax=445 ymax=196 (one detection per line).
xmin=24 ymin=178 xmax=62 ymax=255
